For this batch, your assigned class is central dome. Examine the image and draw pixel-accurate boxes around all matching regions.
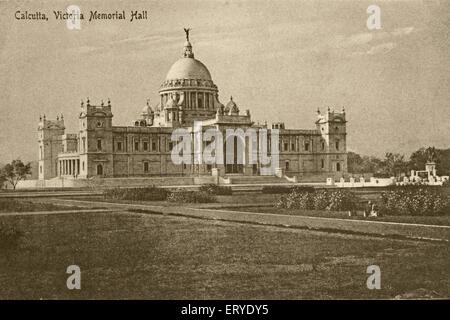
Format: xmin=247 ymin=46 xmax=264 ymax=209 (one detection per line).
xmin=165 ymin=58 xmax=212 ymax=81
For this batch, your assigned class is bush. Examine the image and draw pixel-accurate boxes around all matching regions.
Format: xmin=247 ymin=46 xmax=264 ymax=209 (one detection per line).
xmin=276 ymin=189 xmax=356 ymax=211
xmin=103 ymin=187 xmax=168 ymax=201
xmin=199 ymin=184 xmax=232 ymax=195
xmin=167 ymin=191 xmax=216 ymax=203
xmin=0 ymin=223 xmax=24 ymax=250
xmin=263 ymin=185 xmax=314 ymax=194
xmin=380 ymin=187 xmax=450 ymax=216
xmin=443 ymin=179 xmax=450 ymax=187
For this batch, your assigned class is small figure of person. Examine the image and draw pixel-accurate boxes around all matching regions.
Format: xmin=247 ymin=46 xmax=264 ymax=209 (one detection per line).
xmin=364 ymin=201 xmax=372 ymax=218
xmin=370 ymin=203 xmax=379 ymax=217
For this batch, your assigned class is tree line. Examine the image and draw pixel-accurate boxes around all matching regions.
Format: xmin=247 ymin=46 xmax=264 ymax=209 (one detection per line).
xmin=348 ymin=146 xmax=450 ymax=177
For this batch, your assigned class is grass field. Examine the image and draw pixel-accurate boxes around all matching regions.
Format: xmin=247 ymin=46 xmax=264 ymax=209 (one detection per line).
xmin=220 ymin=206 xmax=450 ymax=226
xmin=0 ymin=198 xmax=81 ymax=213
xmin=0 ymin=211 xmax=448 ymax=299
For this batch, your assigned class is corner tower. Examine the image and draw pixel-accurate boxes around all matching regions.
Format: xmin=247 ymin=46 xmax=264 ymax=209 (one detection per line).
xmin=38 ymin=115 xmax=65 ymax=180
xmin=316 ymin=107 xmax=348 ymax=175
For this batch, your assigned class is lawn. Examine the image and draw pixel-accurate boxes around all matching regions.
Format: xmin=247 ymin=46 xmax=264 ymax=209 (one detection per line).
xmin=220 ymin=206 xmax=450 ymax=226
xmin=0 ymin=198 xmax=81 ymax=213
xmin=0 ymin=211 xmax=448 ymax=299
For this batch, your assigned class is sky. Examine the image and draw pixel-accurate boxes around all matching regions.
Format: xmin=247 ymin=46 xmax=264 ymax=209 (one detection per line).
xmin=0 ymin=0 xmax=449 ymax=163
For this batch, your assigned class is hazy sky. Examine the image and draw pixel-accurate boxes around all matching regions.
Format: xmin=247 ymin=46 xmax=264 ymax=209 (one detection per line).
xmin=0 ymin=0 xmax=449 ymax=163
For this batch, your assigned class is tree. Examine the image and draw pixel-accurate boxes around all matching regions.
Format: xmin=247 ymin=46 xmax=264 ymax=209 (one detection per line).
xmin=0 ymin=172 xmax=6 ymax=190
xmin=1 ymin=160 xmax=31 ymax=190
xmin=347 ymin=151 xmax=384 ymax=175
xmin=380 ymin=152 xmax=407 ymax=177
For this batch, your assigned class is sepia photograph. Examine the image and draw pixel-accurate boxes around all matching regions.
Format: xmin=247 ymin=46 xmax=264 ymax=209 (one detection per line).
xmin=0 ymin=0 xmax=449 ymax=308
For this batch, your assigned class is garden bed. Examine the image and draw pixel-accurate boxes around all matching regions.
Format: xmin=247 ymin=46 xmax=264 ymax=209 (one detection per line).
xmin=218 ymin=206 xmax=450 ymax=226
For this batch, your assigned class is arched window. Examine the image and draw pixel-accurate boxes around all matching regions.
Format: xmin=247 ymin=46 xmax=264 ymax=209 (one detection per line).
xmin=335 ymin=140 xmax=340 ymax=151
xmin=97 ymin=164 xmax=103 ymax=175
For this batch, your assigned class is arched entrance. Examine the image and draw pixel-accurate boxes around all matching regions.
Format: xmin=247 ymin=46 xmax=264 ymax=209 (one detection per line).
xmin=225 ymin=135 xmax=244 ymax=174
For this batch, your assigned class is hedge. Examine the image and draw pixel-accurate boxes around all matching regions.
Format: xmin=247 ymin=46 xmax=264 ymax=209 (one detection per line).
xmin=103 ymin=187 xmax=169 ymax=201
xmin=166 ymin=191 xmax=216 ymax=203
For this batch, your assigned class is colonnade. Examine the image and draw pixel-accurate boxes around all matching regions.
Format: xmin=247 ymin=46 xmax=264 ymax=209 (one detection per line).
xmin=59 ymin=159 xmax=80 ymax=176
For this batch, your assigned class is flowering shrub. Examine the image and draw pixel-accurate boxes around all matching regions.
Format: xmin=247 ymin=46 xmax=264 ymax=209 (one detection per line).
xmin=103 ymin=187 xmax=168 ymax=201
xmin=380 ymin=187 xmax=450 ymax=216
xmin=199 ymin=184 xmax=232 ymax=195
xmin=276 ymin=189 xmax=356 ymax=211
xmin=167 ymin=191 xmax=216 ymax=203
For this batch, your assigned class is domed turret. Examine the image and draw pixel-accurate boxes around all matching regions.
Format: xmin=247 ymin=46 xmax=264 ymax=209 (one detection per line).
xmin=141 ymin=99 xmax=153 ymax=115
xmin=226 ymin=96 xmax=239 ymax=115
xmin=158 ymin=28 xmax=223 ymax=126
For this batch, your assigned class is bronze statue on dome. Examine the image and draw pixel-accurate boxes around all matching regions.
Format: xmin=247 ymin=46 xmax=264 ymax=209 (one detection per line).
xmin=183 ymin=28 xmax=191 ymax=41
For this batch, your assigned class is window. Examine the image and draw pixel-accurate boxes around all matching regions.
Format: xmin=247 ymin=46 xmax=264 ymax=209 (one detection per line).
xmin=335 ymin=140 xmax=340 ymax=151
xmin=284 ymin=143 xmax=288 ymax=151
xmin=321 ymin=141 xmax=325 ymax=151
xmin=168 ymin=142 xmax=173 ymax=151
xmin=305 ymin=142 xmax=310 ymax=152
xmin=39 ymin=146 xmax=43 ymax=159
xmin=285 ymin=161 xmax=289 ymax=170
xmin=82 ymin=138 xmax=86 ymax=152
xmin=152 ymin=141 xmax=156 ymax=151
xmin=336 ymin=163 xmax=341 ymax=172
xmin=40 ymin=165 xmax=42 ymax=173
xmin=97 ymin=164 xmax=103 ymax=175
xmin=143 ymin=162 xmax=149 ymax=173
xmin=321 ymin=159 xmax=325 ymax=169
xmin=82 ymin=162 xmax=85 ymax=171
xmin=143 ymin=141 xmax=148 ymax=151
xmin=291 ymin=143 xmax=295 ymax=152
xmin=97 ymin=139 xmax=102 ymax=151
xmin=117 ymin=141 xmax=122 ymax=151
xmin=134 ymin=140 xmax=139 ymax=151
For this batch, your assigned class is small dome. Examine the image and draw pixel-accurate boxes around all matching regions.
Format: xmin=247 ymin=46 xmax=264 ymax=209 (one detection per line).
xmin=226 ymin=96 xmax=239 ymax=114
xmin=141 ymin=101 xmax=153 ymax=115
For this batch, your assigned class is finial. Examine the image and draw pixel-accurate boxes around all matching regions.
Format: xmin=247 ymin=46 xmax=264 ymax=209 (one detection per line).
xmin=56 ymin=115 xmax=59 ymax=121
xmin=43 ymin=114 xmax=46 ymax=120
xmin=61 ymin=114 xmax=64 ymax=120
xmin=86 ymin=97 xmax=90 ymax=106
xmin=146 ymin=99 xmax=150 ymax=106
xmin=39 ymin=115 xmax=42 ymax=121
xmin=81 ymin=99 xmax=84 ymax=107
xmin=317 ymin=108 xmax=321 ymax=114
xmin=101 ymin=99 xmax=104 ymax=106
xmin=230 ymin=96 xmax=233 ymax=101
xmin=342 ymin=106 xmax=346 ymax=113
xmin=107 ymin=98 xmax=111 ymax=106
xmin=327 ymin=106 xmax=330 ymax=112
